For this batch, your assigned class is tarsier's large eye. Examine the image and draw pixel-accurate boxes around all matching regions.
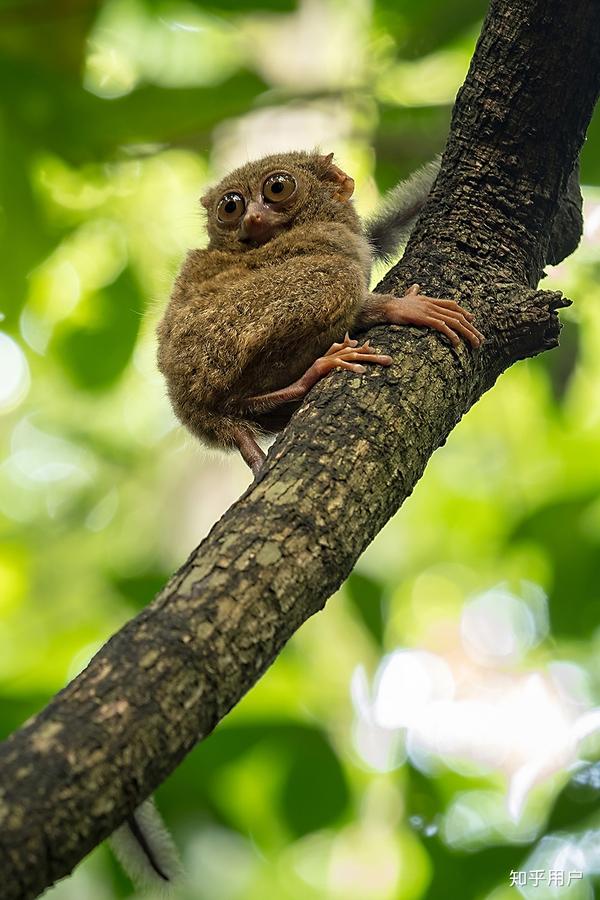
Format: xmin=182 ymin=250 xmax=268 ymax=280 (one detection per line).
xmin=217 ymin=192 xmax=245 ymax=224
xmin=262 ymin=172 xmax=297 ymax=203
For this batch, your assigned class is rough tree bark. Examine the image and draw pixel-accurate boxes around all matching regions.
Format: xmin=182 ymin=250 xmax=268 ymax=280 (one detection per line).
xmin=1 ymin=1 xmax=599 ymax=897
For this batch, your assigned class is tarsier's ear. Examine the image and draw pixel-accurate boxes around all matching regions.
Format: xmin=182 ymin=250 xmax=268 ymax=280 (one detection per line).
xmin=200 ymin=193 xmax=211 ymax=209
xmin=315 ymin=151 xmax=335 ymax=174
xmin=316 ymin=152 xmax=355 ymax=203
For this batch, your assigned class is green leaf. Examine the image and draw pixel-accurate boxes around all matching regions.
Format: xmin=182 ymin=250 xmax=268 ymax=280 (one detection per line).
xmin=53 ymin=267 xmax=144 ymax=390
xmin=530 ymin=319 xmax=580 ymax=405
xmin=0 ymin=693 xmax=51 ymax=741
xmin=374 ymin=104 xmax=452 ymax=192
xmin=405 ymin=768 xmax=531 ymax=899
xmin=547 ymin=762 xmax=600 ymax=832
xmin=279 ymin=727 xmax=349 ymax=837
xmin=1 ymin=58 xmax=269 ymax=164
xmin=0 ymin=135 xmax=53 ymax=326
xmin=154 ymin=0 xmax=297 ymax=10
xmin=345 ymin=570 xmax=387 ymax=646
xmin=162 ymin=721 xmax=350 ymax=836
xmin=374 ymin=0 xmax=486 ymax=58
xmin=509 ymin=496 xmax=600 ymax=639
xmin=423 ymin=840 xmax=527 ymax=899
xmin=582 ymin=104 xmax=600 ymax=184
xmin=111 ymin=570 xmax=171 ymax=610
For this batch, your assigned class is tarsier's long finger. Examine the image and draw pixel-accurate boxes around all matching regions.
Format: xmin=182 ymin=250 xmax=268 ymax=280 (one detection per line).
xmin=425 ymin=297 xmax=475 ymax=321
xmin=335 ymin=344 xmax=392 ymax=361
xmin=423 ymin=316 xmax=461 ymax=348
xmin=340 ymin=350 xmax=393 ymax=366
xmin=435 ymin=312 xmax=483 ymax=348
xmin=435 ymin=309 xmax=485 ymax=345
xmin=357 ymin=340 xmax=388 ymax=354
xmin=407 ymin=283 xmax=421 ymax=296
xmin=334 ymin=360 xmax=368 ymax=374
xmin=437 ymin=310 xmax=476 ymax=331
xmin=326 ymin=336 xmax=358 ymax=356
xmin=446 ymin=311 xmax=484 ymax=343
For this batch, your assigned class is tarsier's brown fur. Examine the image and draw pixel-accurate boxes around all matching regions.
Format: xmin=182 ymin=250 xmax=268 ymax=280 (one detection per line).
xmin=157 ymin=151 xmax=483 ymax=473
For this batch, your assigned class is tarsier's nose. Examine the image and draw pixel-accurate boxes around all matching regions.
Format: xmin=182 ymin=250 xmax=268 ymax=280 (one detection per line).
xmin=240 ymin=202 xmax=273 ymax=243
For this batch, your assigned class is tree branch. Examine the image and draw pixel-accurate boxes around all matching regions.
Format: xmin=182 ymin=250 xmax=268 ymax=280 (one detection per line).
xmin=1 ymin=1 xmax=599 ymax=897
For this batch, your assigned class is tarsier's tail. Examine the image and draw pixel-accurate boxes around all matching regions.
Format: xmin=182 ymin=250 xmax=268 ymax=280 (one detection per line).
xmin=108 ymin=797 xmax=182 ymax=892
xmin=366 ymin=156 xmax=441 ymax=261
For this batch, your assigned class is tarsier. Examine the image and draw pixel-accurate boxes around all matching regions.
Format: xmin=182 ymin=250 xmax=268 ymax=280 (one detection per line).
xmin=157 ymin=151 xmax=484 ymax=475
xmin=110 ymin=152 xmax=484 ymax=888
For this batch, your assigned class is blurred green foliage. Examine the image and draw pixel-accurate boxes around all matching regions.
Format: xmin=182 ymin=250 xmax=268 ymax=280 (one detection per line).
xmin=1 ymin=1 xmax=600 ymax=898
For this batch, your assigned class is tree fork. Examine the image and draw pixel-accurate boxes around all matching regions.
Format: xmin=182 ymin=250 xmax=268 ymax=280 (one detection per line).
xmin=1 ymin=1 xmax=599 ymax=897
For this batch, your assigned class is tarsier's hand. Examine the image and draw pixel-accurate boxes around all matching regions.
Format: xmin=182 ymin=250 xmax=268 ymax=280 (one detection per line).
xmin=388 ymin=283 xmax=484 ymax=348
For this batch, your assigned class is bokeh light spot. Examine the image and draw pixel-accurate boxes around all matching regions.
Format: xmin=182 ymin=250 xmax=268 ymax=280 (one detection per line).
xmin=0 ymin=333 xmax=30 ymax=413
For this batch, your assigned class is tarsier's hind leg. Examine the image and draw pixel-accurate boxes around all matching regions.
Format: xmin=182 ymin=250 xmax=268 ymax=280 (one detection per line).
xmin=233 ymin=337 xmax=391 ymax=476
xmin=241 ymin=335 xmax=393 ymax=418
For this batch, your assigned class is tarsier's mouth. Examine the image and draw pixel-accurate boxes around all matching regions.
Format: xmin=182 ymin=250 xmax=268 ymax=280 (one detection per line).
xmin=239 ymin=226 xmax=284 ymax=248
xmin=239 ymin=235 xmax=270 ymax=249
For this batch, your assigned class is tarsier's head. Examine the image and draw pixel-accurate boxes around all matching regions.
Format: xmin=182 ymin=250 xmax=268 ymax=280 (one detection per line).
xmin=201 ymin=150 xmax=359 ymax=251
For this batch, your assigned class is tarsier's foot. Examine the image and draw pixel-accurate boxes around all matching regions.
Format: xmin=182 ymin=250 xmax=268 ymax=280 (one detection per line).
xmin=241 ymin=334 xmax=391 ymax=420
xmin=235 ymin=336 xmax=390 ymax=476
xmin=387 ymin=284 xmax=484 ymax=349
xmin=314 ymin=334 xmax=393 ymax=379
